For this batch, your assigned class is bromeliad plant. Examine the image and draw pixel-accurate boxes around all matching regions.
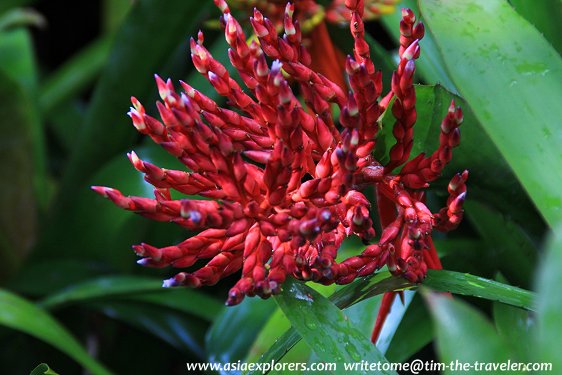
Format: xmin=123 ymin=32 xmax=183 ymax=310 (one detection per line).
xmin=3 ymin=0 xmax=562 ymax=373
xmin=93 ymin=0 xmax=466 ymax=342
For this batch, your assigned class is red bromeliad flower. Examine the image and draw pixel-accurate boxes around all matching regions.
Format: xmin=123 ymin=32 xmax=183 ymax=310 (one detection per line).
xmin=93 ymin=0 xmax=466 ymax=343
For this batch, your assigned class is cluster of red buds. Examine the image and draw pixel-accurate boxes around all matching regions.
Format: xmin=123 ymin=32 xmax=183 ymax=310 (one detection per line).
xmin=93 ymin=0 xmax=467 ymax=341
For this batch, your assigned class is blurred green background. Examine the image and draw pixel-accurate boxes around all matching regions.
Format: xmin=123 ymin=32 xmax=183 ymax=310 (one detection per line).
xmin=0 ymin=0 xmax=561 ymax=374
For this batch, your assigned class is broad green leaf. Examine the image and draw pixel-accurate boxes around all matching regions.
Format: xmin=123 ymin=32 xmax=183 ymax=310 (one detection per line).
xmin=423 ymin=290 xmax=516 ymax=372
xmin=0 ymin=72 xmax=36 ymax=279
xmin=424 ymin=270 xmax=534 ymax=310
xmin=381 ymin=0 xmax=458 ymax=93
xmin=275 ymin=279 xmax=396 ymax=374
xmin=39 ymin=36 xmax=112 ymax=115
xmin=91 ymin=301 xmax=207 ymax=359
xmin=0 ymin=289 xmax=112 ymax=375
xmin=419 ymin=0 xmax=562 ymax=226
xmin=493 ymin=277 xmax=535 ymax=363
xmin=509 ymin=0 xmax=562 ymax=54
xmin=534 ymin=227 xmax=562 ymax=371
xmin=207 ymin=297 xmax=276 ymax=364
xmin=30 ymin=363 xmax=60 ymax=375
xmin=40 ymin=275 xmax=222 ymax=321
xmin=57 ymin=0 xmax=212 ymax=198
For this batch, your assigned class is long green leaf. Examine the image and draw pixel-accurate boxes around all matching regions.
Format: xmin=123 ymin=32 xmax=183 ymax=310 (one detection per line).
xmin=40 ymin=275 xmax=222 ymax=321
xmin=275 ymin=279 xmax=396 ymax=374
xmin=424 ymin=270 xmax=534 ymax=310
xmin=534 ymin=227 xmax=562 ymax=371
xmin=419 ymin=0 xmax=562 ymax=226
xmin=423 ymin=290 xmax=516 ymax=372
xmin=0 ymin=289 xmax=112 ymax=375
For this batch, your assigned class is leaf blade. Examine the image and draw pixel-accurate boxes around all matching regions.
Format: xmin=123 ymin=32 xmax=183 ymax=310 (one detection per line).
xmin=275 ymin=279 xmax=396 ymax=374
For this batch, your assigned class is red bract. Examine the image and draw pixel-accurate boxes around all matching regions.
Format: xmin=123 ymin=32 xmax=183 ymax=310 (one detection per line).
xmin=93 ymin=0 xmax=467 ymax=340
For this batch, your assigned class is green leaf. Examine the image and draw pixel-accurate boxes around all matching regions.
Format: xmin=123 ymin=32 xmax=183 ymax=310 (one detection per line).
xmin=492 ymin=275 xmax=535 ymax=363
xmin=206 ymin=297 xmax=276 ymax=364
xmin=40 ymin=275 xmax=222 ymax=321
xmin=39 ymin=36 xmax=112 ymax=116
xmin=534 ymin=227 xmax=562 ymax=371
xmin=0 ymin=71 xmax=37 ymax=279
xmin=424 ymin=270 xmax=535 ymax=310
xmin=423 ymin=290 xmax=515 ymax=371
xmin=0 ymin=289 xmax=112 ymax=375
xmin=419 ymin=0 xmax=562 ymax=226
xmin=29 ymin=363 xmax=59 ymax=375
xmin=275 ymin=279 xmax=396 ymax=374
